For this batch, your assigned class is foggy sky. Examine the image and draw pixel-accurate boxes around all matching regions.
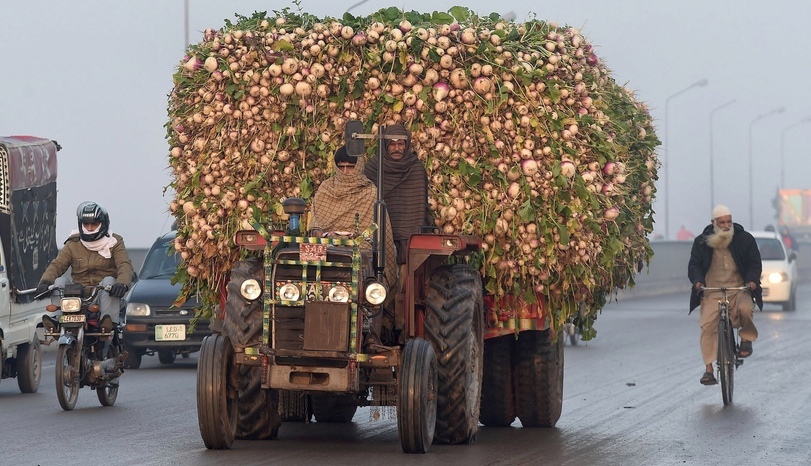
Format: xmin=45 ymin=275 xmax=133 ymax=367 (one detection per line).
xmin=2 ymin=0 xmax=810 ymax=246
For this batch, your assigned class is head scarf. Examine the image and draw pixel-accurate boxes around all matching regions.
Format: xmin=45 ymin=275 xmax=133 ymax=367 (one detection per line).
xmin=364 ymin=124 xmax=434 ymax=251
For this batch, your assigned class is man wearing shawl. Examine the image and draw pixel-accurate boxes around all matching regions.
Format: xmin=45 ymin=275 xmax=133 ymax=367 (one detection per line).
xmin=363 ymin=124 xmax=434 ymax=268
xmin=311 ymin=146 xmax=399 ymax=351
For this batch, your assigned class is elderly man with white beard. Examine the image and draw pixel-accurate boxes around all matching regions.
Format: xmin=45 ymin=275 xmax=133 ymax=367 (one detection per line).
xmin=688 ymin=204 xmax=762 ymax=385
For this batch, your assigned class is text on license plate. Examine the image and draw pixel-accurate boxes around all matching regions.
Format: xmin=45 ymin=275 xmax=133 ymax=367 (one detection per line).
xmin=155 ymin=324 xmax=186 ymax=341
xmin=60 ymin=314 xmax=85 ymax=323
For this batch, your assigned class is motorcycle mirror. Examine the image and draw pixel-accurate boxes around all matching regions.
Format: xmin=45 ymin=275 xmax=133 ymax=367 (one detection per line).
xmin=344 ymin=120 xmax=365 ymax=157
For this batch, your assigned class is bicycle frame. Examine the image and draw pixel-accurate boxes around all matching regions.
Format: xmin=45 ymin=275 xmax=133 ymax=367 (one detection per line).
xmin=701 ymin=286 xmax=748 ymax=405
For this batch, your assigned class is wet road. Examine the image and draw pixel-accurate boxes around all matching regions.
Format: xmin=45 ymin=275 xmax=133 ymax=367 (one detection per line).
xmin=3 ymin=285 xmax=810 ymax=466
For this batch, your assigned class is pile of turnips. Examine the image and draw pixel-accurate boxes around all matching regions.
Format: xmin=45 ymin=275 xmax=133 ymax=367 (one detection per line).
xmin=167 ymin=6 xmax=660 ymax=338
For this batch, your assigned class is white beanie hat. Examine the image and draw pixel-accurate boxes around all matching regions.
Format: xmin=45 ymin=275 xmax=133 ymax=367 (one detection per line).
xmin=712 ymin=204 xmax=731 ymax=219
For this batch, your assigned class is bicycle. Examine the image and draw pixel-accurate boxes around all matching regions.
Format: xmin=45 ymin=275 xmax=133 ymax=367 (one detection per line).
xmin=701 ymin=286 xmax=749 ymax=405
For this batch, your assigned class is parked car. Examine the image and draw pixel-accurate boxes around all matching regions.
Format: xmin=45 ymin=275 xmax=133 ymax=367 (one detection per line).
xmin=122 ymin=231 xmax=210 ymax=368
xmin=751 ymin=230 xmax=798 ymax=311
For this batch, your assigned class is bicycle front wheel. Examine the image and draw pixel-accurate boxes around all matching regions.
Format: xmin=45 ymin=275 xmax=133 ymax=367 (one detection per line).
xmin=717 ymin=318 xmax=734 ymax=405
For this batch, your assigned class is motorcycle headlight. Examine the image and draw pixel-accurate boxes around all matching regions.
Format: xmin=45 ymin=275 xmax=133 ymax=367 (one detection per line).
xmin=60 ymin=297 xmax=82 ymax=312
xmin=328 ymin=285 xmax=350 ymax=303
xmin=767 ymin=272 xmax=787 ymax=284
xmin=240 ymin=279 xmax=262 ymax=300
xmin=278 ymin=283 xmax=301 ymax=301
xmin=126 ymin=303 xmax=151 ymax=317
xmin=365 ymin=282 xmax=387 ymax=305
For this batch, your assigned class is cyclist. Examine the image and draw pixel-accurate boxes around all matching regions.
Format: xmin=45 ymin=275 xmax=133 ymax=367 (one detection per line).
xmin=688 ymin=204 xmax=762 ymax=385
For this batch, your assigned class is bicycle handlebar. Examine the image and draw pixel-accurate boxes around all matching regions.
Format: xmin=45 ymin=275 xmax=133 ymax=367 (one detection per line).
xmin=700 ymin=286 xmax=749 ymax=292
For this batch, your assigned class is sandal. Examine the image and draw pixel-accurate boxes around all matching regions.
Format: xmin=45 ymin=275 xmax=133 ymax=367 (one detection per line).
xmin=738 ymin=340 xmax=753 ymax=358
xmin=700 ymin=371 xmax=717 ymax=385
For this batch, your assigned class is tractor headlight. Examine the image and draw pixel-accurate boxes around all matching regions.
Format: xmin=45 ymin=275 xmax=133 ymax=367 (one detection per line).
xmin=278 ymin=283 xmax=301 ymax=301
xmin=60 ymin=297 xmax=82 ymax=312
xmin=240 ymin=279 xmax=262 ymax=300
xmin=365 ymin=282 xmax=387 ymax=305
xmin=328 ymin=285 xmax=350 ymax=302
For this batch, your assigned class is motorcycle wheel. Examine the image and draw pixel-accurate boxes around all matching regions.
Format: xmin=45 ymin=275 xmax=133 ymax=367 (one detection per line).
xmin=56 ymin=344 xmax=80 ymax=411
xmin=97 ymin=342 xmax=120 ymax=407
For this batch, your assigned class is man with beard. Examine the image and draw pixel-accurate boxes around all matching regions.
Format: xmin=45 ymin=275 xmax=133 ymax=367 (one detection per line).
xmin=363 ymin=124 xmax=434 ymax=270
xmin=688 ymin=204 xmax=762 ymax=385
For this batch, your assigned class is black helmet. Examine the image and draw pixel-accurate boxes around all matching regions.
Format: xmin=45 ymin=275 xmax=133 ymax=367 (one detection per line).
xmin=76 ymin=201 xmax=110 ymax=241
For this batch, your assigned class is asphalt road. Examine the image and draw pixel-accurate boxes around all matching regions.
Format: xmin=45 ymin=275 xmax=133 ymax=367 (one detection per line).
xmin=3 ymin=286 xmax=810 ymax=466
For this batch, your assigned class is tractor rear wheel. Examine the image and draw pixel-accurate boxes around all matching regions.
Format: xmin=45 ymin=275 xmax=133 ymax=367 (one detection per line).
xmin=223 ymin=257 xmax=281 ymax=439
xmin=479 ymin=334 xmax=516 ymax=427
xmin=514 ymin=329 xmax=564 ymax=427
xmin=424 ymin=264 xmax=484 ymax=445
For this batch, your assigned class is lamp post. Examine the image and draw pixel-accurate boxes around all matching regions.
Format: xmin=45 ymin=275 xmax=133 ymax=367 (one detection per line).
xmin=183 ymin=0 xmax=189 ymax=49
xmin=780 ymin=117 xmax=811 ymax=187
xmin=664 ymin=78 xmax=708 ymax=239
xmin=709 ymin=99 xmax=736 ymax=212
xmin=748 ymin=107 xmax=785 ymax=227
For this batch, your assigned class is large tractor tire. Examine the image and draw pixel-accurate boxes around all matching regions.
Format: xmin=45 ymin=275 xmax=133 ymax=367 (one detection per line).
xmin=223 ymin=257 xmax=281 ymax=439
xmin=397 ymin=338 xmax=438 ymax=454
xmin=311 ymin=394 xmax=358 ymax=423
xmin=479 ymin=334 xmax=516 ymax=427
xmin=514 ymin=329 xmax=564 ymax=427
xmin=424 ymin=264 xmax=484 ymax=445
xmin=197 ymin=334 xmax=238 ymax=449
xmin=16 ymin=337 xmax=42 ymax=393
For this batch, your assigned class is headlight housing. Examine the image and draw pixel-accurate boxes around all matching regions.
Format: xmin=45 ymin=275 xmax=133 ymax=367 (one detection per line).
xmin=365 ymin=282 xmax=387 ymax=305
xmin=240 ymin=279 xmax=262 ymax=300
xmin=278 ymin=283 xmax=301 ymax=301
xmin=767 ymin=272 xmax=788 ymax=284
xmin=126 ymin=303 xmax=151 ymax=317
xmin=328 ymin=285 xmax=350 ymax=302
xmin=60 ymin=297 xmax=82 ymax=312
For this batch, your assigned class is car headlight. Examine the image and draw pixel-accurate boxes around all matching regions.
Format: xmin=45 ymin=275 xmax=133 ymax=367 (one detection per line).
xmin=767 ymin=272 xmax=787 ymax=284
xmin=126 ymin=303 xmax=151 ymax=317
xmin=278 ymin=283 xmax=301 ymax=301
xmin=60 ymin=297 xmax=82 ymax=312
xmin=365 ymin=282 xmax=387 ymax=305
xmin=328 ymin=285 xmax=350 ymax=302
xmin=240 ymin=279 xmax=262 ymax=300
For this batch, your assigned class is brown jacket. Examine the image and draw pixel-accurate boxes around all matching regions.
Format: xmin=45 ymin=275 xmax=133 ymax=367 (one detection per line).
xmin=40 ymin=233 xmax=133 ymax=287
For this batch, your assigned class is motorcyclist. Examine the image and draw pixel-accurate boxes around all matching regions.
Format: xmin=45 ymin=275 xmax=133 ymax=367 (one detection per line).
xmin=34 ymin=201 xmax=133 ymax=328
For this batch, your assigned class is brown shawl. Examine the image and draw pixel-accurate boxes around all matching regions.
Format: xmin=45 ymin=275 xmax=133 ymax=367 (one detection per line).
xmin=311 ymin=156 xmax=398 ymax=289
xmin=363 ymin=124 xmax=434 ymax=263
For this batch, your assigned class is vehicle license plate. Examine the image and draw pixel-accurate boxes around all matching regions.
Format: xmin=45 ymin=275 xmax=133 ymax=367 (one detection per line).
xmin=59 ymin=314 xmax=85 ymax=323
xmin=300 ymin=243 xmax=327 ymax=261
xmin=155 ymin=324 xmax=186 ymax=341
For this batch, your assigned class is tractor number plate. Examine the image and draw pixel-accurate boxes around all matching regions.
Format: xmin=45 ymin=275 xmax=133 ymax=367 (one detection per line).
xmin=300 ymin=243 xmax=327 ymax=262
xmin=155 ymin=324 xmax=186 ymax=341
xmin=59 ymin=314 xmax=85 ymax=323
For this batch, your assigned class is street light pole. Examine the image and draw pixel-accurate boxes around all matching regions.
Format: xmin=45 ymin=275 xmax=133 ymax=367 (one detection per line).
xmin=748 ymin=106 xmax=785 ymax=227
xmin=780 ymin=117 xmax=811 ymax=187
xmin=709 ymin=99 xmax=736 ymax=212
xmin=664 ymin=78 xmax=708 ymax=239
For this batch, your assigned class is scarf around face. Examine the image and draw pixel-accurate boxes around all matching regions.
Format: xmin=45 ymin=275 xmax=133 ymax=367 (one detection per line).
xmin=363 ymin=124 xmax=433 ymax=244
xmin=74 ymin=228 xmax=118 ymax=259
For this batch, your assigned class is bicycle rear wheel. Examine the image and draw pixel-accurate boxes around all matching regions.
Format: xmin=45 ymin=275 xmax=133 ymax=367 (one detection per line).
xmin=717 ymin=318 xmax=734 ymax=405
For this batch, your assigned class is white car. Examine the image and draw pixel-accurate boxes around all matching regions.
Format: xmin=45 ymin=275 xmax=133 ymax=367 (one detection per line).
xmin=751 ymin=230 xmax=798 ymax=311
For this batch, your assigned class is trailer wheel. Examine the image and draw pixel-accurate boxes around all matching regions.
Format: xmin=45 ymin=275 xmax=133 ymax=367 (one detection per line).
xmin=197 ymin=334 xmax=238 ymax=449
xmin=397 ymin=338 xmax=437 ymax=453
xmin=424 ymin=264 xmax=484 ymax=445
xmin=514 ymin=329 xmax=564 ymax=427
xmin=16 ymin=337 xmax=42 ymax=393
xmin=311 ymin=394 xmax=358 ymax=423
xmin=236 ymin=364 xmax=281 ymax=439
xmin=479 ymin=334 xmax=516 ymax=427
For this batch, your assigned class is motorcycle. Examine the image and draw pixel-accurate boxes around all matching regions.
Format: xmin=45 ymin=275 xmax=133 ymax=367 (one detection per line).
xmin=39 ymin=283 xmax=126 ymax=410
